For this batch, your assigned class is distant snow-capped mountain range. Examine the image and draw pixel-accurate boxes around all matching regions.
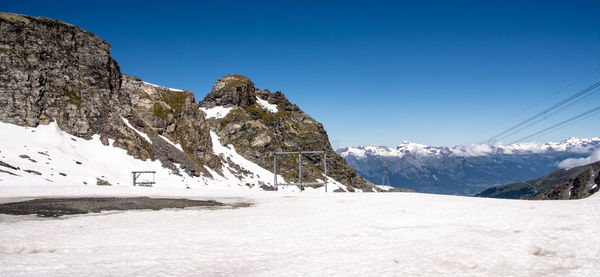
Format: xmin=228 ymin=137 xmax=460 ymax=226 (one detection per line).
xmin=338 ymin=137 xmax=600 ymax=196
xmin=339 ymin=137 xmax=600 ymax=159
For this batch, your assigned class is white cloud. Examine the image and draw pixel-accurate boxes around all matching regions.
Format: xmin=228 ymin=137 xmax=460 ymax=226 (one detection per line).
xmin=557 ymin=148 xmax=600 ymax=169
xmin=451 ymin=143 xmax=494 ymax=157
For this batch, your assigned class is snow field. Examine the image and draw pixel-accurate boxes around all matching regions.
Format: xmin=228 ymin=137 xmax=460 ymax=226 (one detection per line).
xmin=255 ymin=96 xmax=278 ymax=113
xmin=1 ymin=116 xmax=597 ymax=275
xmin=121 ymin=116 xmax=151 ymax=144
xmin=158 ymin=134 xmax=184 ymax=152
xmin=200 ymin=96 xmax=279 ymax=120
xmin=0 ymin=121 xmax=346 ymax=193
xmin=0 ymin=190 xmax=598 ymax=276
xmin=142 ymin=81 xmax=184 ymax=92
xmin=0 ymin=121 xmax=206 ymax=190
xmin=199 ymin=106 xmax=234 ymax=119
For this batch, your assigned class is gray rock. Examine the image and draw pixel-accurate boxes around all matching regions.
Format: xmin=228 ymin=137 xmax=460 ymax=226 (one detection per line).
xmin=96 ymin=178 xmax=112 ymax=186
xmin=0 ymin=13 xmax=132 ymax=138
xmin=200 ymin=74 xmax=256 ymax=108
xmin=201 ymin=74 xmax=379 ymax=192
xmin=0 ymin=12 xmax=379 ymax=192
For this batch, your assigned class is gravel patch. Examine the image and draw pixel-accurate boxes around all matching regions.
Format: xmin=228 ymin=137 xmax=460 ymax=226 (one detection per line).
xmin=0 ymin=197 xmax=246 ymax=217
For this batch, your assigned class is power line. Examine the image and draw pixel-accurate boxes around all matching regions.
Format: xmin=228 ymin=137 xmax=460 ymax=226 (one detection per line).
xmin=478 ymin=66 xmax=600 ymax=140
xmin=515 ymin=109 xmax=600 ymax=143
xmin=493 ymin=87 xmax=600 ymax=141
xmin=509 ymin=105 xmax=600 ymax=144
xmin=484 ymin=80 xmax=600 ymax=143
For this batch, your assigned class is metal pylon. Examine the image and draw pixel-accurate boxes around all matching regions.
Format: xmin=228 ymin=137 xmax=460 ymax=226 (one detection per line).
xmin=382 ymin=162 xmax=390 ymax=187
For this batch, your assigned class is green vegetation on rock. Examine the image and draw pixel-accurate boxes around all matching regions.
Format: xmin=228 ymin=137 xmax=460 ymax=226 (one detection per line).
xmin=218 ymin=74 xmax=252 ymax=89
xmin=152 ymin=102 xmax=169 ymax=118
xmin=158 ymin=90 xmax=187 ymax=114
xmin=245 ymin=104 xmax=289 ymax=125
xmin=63 ymin=91 xmax=82 ymax=107
xmin=0 ymin=13 xmax=31 ymax=24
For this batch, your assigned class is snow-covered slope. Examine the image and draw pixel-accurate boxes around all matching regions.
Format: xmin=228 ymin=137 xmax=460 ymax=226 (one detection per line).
xmin=0 ymin=121 xmax=348 ymax=192
xmin=255 ymin=96 xmax=278 ymax=113
xmin=142 ymin=81 xmax=184 ymax=92
xmin=199 ymin=106 xmax=234 ymax=119
xmin=0 ymin=189 xmax=598 ymax=276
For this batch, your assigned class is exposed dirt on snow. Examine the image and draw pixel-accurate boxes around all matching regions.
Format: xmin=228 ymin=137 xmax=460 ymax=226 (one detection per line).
xmin=0 ymin=197 xmax=249 ymax=217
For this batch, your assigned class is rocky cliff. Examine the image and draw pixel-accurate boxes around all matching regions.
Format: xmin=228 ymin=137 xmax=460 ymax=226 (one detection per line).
xmin=199 ymin=74 xmax=374 ymax=191
xmin=0 ymin=12 xmax=214 ymax=178
xmin=0 ymin=12 xmax=129 ymax=136
xmin=0 ymin=12 xmax=377 ymax=192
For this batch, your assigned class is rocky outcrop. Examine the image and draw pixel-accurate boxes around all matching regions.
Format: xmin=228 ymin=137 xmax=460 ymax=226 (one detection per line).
xmin=121 ymin=75 xmax=217 ymax=176
xmin=200 ymin=74 xmax=256 ymax=108
xmin=201 ymin=74 xmax=377 ymax=191
xmin=0 ymin=13 xmax=139 ymax=162
xmin=0 ymin=12 xmax=379 ymax=191
xmin=0 ymin=13 xmax=203 ymax=176
xmin=0 ymin=13 xmax=131 ymax=136
xmin=537 ymin=161 xmax=599 ymax=200
xmin=477 ymin=161 xmax=600 ymax=200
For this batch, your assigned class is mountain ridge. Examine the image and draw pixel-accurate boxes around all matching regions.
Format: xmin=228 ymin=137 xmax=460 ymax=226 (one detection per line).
xmin=0 ymin=12 xmax=380 ymax=192
xmin=476 ymin=161 xmax=600 ymax=200
xmin=339 ymin=137 xmax=599 ymax=195
xmin=339 ymin=137 xmax=600 ymax=159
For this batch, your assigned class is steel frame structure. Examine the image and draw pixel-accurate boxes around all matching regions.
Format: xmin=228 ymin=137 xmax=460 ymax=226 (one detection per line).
xmin=273 ymin=151 xmax=327 ymax=192
xmin=132 ymin=171 xmax=156 ymax=187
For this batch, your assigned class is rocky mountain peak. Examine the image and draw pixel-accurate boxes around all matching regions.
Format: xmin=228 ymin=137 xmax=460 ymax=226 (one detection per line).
xmin=212 ymin=74 xmax=254 ymax=91
xmin=0 ymin=12 xmax=108 ymax=49
xmin=0 ymin=12 xmax=129 ymax=137
xmin=0 ymin=13 xmax=381 ymax=192
xmin=201 ymin=74 xmax=256 ymax=108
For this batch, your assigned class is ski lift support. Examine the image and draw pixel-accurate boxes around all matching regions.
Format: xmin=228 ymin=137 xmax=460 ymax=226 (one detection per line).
xmin=272 ymin=151 xmax=327 ymax=192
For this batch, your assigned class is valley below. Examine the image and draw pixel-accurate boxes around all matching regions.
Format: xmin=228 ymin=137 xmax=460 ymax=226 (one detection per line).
xmin=339 ymin=139 xmax=600 ymax=196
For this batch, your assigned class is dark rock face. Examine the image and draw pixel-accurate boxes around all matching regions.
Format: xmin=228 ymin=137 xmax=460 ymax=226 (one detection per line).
xmin=0 ymin=13 xmax=152 ymax=162
xmin=477 ymin=161 xmax=600 ymax=200
xmin=537 ymin=161 xmax=600 ymax=200
xmin=200 ymin=74 xmax=256 ymax=108
xmin=0 ymin=13 xmax=131 ymax=137
xmin=121 ymin=75 xmax=218 ymax=176
xmin=0 ymin=13 xmax=201 ymax=175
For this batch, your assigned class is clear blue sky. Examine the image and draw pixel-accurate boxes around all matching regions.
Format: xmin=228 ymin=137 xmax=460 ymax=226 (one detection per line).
xmin=4 ymin=0 xmax=600 ymax=147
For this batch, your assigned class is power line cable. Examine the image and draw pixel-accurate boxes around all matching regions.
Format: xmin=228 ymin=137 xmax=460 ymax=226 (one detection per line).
xmin=478 ymin=66 xmax=600 ymax=140
xmin=517 ymin=109 xmax=600 ymax=143
xmin=484 ymin=80 xmax=600 ymax=143
xmin=509 ymin=105 xmax=600 ymax=144
xmin=493 ymin=87 xmax=600 ymax=141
